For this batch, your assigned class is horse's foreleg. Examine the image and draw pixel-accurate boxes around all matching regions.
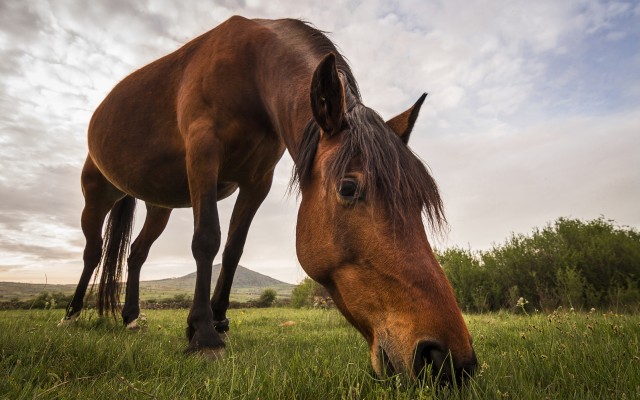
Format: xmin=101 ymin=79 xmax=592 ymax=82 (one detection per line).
xmin=121 ymin=204 xmax=172 ymax=328
xmin=61 ymin=157 xmax=121 ymax=325
xmin=184 ymin=130 xmax=225 ymax=357
xmin=211 ymin=173 xmax=274 ymax=332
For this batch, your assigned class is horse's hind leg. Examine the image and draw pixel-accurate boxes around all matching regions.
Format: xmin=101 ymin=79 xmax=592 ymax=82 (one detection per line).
xmin=211 ymin=173 xmax=273 ymax=332
xmin=121 ymin=204 xmax=172 ymax=328
xmin=61 ymin=157 xmax=123 ymax=324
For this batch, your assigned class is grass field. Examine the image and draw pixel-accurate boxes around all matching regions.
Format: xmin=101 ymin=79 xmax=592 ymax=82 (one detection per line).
xmin=1 ymin=308 xmax=638 ymax=399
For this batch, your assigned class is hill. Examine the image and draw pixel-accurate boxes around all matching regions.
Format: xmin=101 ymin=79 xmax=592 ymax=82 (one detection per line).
xmin=141 ymin=264 xmax=291 ymax=291
xmin=0 ymin=264 xmax=294 ymax=302
xmin=138 ymin=264 xmax=294 ymax=301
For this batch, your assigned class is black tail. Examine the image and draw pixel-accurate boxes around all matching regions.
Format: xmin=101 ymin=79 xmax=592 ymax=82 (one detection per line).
xmin=96 ymin=195 xmax=136 ymax=316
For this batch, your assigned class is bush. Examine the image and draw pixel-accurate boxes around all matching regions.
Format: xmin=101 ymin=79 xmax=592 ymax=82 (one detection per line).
xmin=555 ymin=266 xmax=592 ymax=309
xmin=439 ymin=248 xmax=491 ymax=312
xmin=256 ymin=289 xmax=277 ymax=307
xmin=291 ymin=278 xmax=327 ymax=308
xmin=607 ymin=277 xmax=640 ymax=312
xmin=438 ymin=217 xmax=640 ymax=312
xmin=0 ymin=292 xmax=74 ymax=310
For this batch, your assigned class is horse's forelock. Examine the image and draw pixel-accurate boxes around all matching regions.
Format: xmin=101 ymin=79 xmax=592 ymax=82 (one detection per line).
xmin=291 ymin=104 xmax=446 ymax=234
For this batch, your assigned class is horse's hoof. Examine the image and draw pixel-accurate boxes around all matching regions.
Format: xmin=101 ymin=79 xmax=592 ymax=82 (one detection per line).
xmin=57 ymin=313 xmax=79 ymax=327
xmin=124 ymin=312 xmax=147 ymax=330
xmin=126 ymin=319 xmax=140 ymax=330
xmin=185 ymin=325 xmax=226 ymax=358
xmin=213 ymin=318 xmax=230 ymax=333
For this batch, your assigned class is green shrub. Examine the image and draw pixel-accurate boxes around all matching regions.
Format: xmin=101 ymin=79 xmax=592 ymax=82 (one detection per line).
xmin=438 ymin=217 xmax=640 ymax=312
xmin=291 ymin=278 xmax=326 ymax=308
xmin=256 ymin=288 xmax=277 ymax=307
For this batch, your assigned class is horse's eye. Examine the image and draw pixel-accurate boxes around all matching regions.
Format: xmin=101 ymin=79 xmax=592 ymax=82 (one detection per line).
xmin=338 ymin=178 xmax=362 ymax=203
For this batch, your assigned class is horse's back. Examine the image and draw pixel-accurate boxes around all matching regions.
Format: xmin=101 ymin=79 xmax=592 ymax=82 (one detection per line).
xmin=86 ymin=25 xmax=207 ymax=206
xmin=86 ymin=16 xmax=286 ymax=207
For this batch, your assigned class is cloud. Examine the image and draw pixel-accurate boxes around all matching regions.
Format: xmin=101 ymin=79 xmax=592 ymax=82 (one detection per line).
xmin=0 ymin=0 xmax=638 ymax=285
xmin=428 ymin=107 xmax=640 ymax=250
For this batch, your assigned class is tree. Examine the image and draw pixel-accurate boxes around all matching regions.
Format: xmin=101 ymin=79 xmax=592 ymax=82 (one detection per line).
xmin=257 ymin=288 xmax=277 ymax=307
xmin=291 ymin=277 xmax=326 ymax=308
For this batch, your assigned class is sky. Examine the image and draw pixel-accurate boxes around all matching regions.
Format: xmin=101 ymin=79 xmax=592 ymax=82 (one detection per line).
xmin=0 ymin=0 xmax=639 ymax=285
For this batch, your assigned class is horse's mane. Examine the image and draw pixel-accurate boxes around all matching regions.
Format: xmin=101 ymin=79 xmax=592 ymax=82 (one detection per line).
xmin=281 ymin=19 xmax=361 ymax=101
xmin=288 ymin=21 xmax=446 ymax=232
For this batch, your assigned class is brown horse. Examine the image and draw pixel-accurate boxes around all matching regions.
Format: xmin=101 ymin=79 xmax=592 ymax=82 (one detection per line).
xmin=61 ymin=16 xmax=476 ymax=382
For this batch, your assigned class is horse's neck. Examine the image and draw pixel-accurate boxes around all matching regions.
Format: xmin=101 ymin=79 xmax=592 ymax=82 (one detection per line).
xmin=256 ymin=67 xmax=315 ymax=160
xmin=259 ymin=67 xmax=358 ymax=161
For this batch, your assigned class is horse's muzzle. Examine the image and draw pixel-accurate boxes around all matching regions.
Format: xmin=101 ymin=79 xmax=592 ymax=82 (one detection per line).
xmin=412 ymin=340 xmax=477 ymax=384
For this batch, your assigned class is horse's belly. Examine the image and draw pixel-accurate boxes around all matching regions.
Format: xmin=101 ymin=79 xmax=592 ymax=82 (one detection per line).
xmin=91 ymin=150 xmax=241 ymax=208
xmin=125 ymin=170 xmax=192 ymax=208
xmin=89 ymin=143 xmax=189 ymax=208
xmin=109 ymin=173 xmax=238 ymax=208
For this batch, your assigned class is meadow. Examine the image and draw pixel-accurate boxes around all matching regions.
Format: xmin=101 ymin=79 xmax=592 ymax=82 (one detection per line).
xmin=1 ymin=308 xmax=638 ymax=399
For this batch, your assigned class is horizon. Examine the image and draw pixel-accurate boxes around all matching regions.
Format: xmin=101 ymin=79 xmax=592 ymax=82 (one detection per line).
xmin=1 ymin=1 xmax=639 ymax=286
xmin=0 ymin=263 xmax=294 ymax=286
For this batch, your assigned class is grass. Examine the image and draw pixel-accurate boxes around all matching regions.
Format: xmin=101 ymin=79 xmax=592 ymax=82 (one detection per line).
xmin=0 ymin=308 xmax=638 ymax=399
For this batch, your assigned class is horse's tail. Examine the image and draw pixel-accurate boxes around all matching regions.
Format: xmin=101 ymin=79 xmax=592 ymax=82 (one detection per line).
xmin=97 ymin=195 xmax=136 ymax=316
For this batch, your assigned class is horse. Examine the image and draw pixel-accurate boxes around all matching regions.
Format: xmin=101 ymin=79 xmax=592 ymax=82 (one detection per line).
xmin=60 ymin=16 xmax=477 ymax=382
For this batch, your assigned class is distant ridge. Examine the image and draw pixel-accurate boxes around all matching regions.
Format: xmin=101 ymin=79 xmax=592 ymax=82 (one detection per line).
xmin=139 ymin=264 xmax=293 ymax=291
xmin=0 ymin=264 xmax=293 ymax=300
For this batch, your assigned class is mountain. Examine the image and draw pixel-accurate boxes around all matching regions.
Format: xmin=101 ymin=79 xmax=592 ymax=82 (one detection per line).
xmin=139 ymin=264 xmax=293 ymax=292
xmin=0 ymin=264 xmax=294 ymax=301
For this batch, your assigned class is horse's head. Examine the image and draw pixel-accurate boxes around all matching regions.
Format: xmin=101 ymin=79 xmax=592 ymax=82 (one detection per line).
xmin=294 ymin=54 xmax=477 ymax=382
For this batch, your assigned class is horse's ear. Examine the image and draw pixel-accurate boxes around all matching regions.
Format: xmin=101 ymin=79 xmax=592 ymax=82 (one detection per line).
xmin=386 ymin=93 xmax=427 ymax=144
xmin=310 ymin=53 xmax=345 ymax=136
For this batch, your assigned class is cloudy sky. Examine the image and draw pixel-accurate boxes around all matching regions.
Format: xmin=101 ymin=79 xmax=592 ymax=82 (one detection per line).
xmin=1 ymin=0 xmax=638 ymax=285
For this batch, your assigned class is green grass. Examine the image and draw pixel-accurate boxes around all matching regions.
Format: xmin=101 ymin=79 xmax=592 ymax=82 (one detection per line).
xmin=1 ymin=309 xmax=638 ymax=399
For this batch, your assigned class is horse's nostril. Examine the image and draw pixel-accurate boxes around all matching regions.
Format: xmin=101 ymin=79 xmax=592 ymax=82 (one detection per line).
xmin=413 ymin=340 xmax=450 ymax=380
xmin=414 ymin=341 xmax=478 ymax=384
